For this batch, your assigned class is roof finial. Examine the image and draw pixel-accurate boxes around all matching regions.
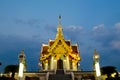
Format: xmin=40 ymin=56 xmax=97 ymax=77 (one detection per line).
xmin=59 ymin=15 xmax=61 ymax=19
xmin=56 ymin=15 xmax=63 ymax=38
xmin=58 ymin=15 xmax=61 ymax=24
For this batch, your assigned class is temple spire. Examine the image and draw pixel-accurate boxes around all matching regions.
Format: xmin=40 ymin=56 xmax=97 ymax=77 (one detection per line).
xmin=58 ymin=15 xmax=61 ymax=24
xmin=56 ymin=15 xmax=63 ymax=38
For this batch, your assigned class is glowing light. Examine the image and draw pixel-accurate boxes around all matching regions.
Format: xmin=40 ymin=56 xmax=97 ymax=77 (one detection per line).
xmin=9 ymin=72 xmax=12 ymax=77
xmin=111 ymin=73 xmax=116 ymax=77
xmin=54 ymin=60 xmax=57 ymax=62
xmin=64 ymin=60 xmax=66 ymax=62
xmin=95 ymin=62 xmax=101 ymax=77
xmin=0 ymin=73 xmax=3 ymax=77
xmin=78 ymin=63 xmax=80 ymax=66
xmin=18 ymin=63 xmax=24 ymax=77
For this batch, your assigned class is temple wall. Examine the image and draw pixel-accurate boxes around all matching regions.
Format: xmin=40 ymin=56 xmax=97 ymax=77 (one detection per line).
xmin=14 ymin=70 xmax=95 ymax=80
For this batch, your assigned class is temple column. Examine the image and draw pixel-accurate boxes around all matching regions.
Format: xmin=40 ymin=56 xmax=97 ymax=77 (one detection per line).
xmin=66 ymin=56 xmax=70 ymax=70
xmin=63 ymin=59 xmax=66 ymax=69
xmin=72 ymin=60 xmax=77 ymax=71
xmin=44 ymin=60 xmax=48 ymax=70
xmin=54 ymin=59 xmax=57 ymax=70
xmin=50 ymin=56 xmax=54 ymax=70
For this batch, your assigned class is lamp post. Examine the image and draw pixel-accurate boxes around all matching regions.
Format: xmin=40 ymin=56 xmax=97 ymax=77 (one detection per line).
xmin=18 ymin=50 xmax=26 ymax=80
xmin=18 ymin=63 xmax=24 ymax=80
xmin=93 ymin=49 xmax=101 ymax=80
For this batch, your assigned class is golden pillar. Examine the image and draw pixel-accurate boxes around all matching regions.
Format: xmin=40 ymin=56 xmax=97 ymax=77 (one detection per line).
xmin=66 ymin=56 xmax=70 ymax=70
xmin=54 ymin=59 xmax=57 ymax=70
xmin=44 ymin=60 xmax=48 ymax=70
xmin=72 ymin=60 xmax=77 ymax=71
xmin=50 ymin=56 xmax=54 ymax=70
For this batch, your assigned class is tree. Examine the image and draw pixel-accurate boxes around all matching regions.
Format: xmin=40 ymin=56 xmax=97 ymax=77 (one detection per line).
xmin=0 ymin=62 xmax=2 ymax=65
xmin=4 ymin=65 xmax=19 ymax=78
xmin=101 ymin=66 xmax=118 ymax=78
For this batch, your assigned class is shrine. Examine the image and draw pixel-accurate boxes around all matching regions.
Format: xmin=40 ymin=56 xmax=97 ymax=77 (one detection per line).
xmin=40 ymin=16 xmax=81 ymax=71
xmin=14 ymin=16 xmax=101 ymax=80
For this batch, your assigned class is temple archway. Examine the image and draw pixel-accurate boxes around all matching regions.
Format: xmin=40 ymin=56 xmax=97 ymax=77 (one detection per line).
xmin=57 ymin=59 xmax=63 ymax=69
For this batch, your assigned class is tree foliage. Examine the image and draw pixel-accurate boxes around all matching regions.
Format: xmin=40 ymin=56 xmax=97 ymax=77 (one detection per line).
xmin=101 ymin=66 xmax=118 ymax=78
xmin=4 ymin=65 xmax=19 ymax=78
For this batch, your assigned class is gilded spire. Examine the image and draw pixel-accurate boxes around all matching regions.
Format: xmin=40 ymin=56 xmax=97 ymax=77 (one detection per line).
xmin=56 ymin=15 xmax=63 ymax=38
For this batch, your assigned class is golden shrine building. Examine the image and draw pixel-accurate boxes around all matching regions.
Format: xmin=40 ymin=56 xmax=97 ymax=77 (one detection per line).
xmin=40 ymin=18 xmax=80 ymax=71
xmin=13 ymin=17 xmax=102 ymax=80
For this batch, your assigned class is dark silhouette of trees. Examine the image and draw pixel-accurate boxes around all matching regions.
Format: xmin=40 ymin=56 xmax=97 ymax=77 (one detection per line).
xmin=0 ymin=62 xmax=2 ymax=66
xmin=4 ymin=65 xmax=19 ymax=78
xmin=0 ymin=75 xmax=16 ymax=80
xmin=101 ymin=66 xmax=120 ymax=80
xmin=101 ymin=66 xmax=117 ymax=77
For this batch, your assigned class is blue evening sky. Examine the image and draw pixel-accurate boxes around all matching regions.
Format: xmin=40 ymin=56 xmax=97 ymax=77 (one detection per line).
xmin=0 ymin=0 xmax=120 ymax=72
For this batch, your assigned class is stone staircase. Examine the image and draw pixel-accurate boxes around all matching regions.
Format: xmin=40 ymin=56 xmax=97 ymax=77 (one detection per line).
xmin=48 ymin=69 xmax=72 ymax=80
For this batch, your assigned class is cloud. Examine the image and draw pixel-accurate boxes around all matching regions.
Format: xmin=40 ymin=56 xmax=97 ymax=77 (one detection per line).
xmin=14 ymin=18 xmax=41 ymax=27
xmin=43 ymin=24 xmax=84 ymax=41
xmin=115 ymin=22 xmax=120 ymax=29
xmin=92 ymin=24 xmax=112 ymax=45
xmin=114 ymin=22 xmax=120 ymax=35
xmin=92 ymin=24 xmax=105 ymax=31
xmin=92 ymin=23 xmax=120 ymax=48
xmin=110 ymin=41 xmax=120 ymax=49
xmin=44 ymin=24 xmax=84 ymax=39
xmin=92 ymin=24 xmax=109 ymax=37
xmin=64 ymin=25 xmax=84 ymax=41
xmin=65 ymin=25 xmax=83 ymax=31
xmin=91 ymin=23 xmax=120 ymax=70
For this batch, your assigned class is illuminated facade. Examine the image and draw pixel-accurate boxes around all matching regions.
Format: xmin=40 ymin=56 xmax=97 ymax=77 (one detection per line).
xmin=14 ymin=17 xmax=98 ymax=80
xmin=40 ymin=17 xmax=81 ymax=71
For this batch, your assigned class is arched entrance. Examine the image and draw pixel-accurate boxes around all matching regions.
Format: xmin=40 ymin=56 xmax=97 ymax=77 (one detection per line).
xmin=57 ymin=59 xmax=63 ymax=69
